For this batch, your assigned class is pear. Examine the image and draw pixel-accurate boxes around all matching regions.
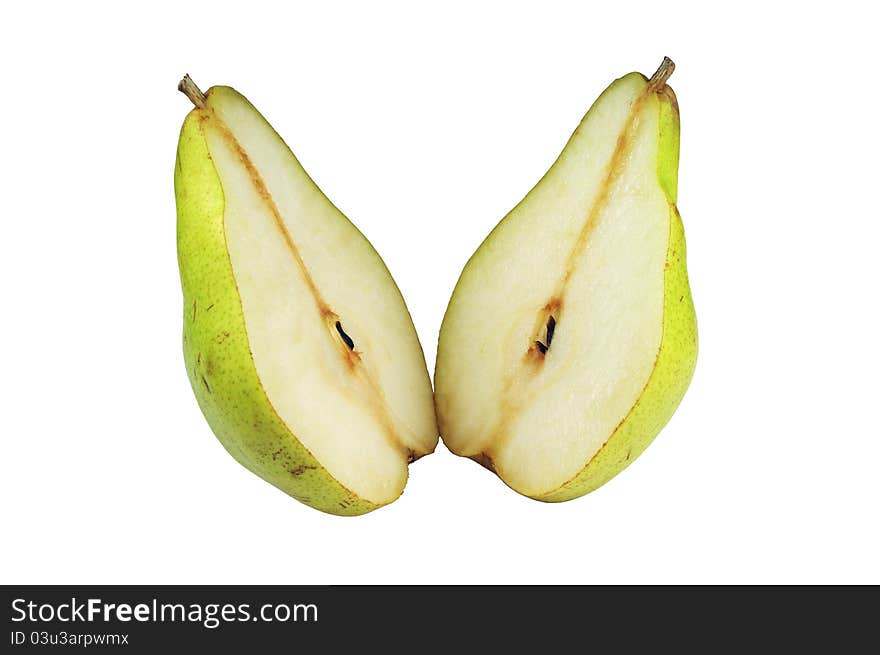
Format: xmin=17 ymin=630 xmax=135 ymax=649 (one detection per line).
xmin=175 ymin=76 xmax=437 ymax=516
xmin=434 ymin=58 xmax=697 ymax=501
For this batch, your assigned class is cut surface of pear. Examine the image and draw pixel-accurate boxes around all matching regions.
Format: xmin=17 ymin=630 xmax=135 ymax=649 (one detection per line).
xmin=175 ymin=77 xmax=437 ymax=515
xmin=434 ymin=59 xmax=697 ymax=500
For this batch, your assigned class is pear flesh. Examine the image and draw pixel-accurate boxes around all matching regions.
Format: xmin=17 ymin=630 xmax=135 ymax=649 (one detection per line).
xmin=435 ymin=59 xmax=697 ymax=500
xmin=175 ymin=80 xmax=437 ymax=515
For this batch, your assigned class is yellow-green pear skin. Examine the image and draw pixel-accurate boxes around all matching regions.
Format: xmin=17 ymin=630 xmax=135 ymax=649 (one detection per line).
xmin=434 ymin=59 xmax=698 ymax=501
xmin=175 ymin=79 xmax=438 ymax=516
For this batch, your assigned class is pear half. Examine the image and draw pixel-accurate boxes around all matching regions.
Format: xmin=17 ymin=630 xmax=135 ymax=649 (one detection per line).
xmin=175 ymin=77 xmax=437 ymax=516
xmin=435 ymin=58 xmax=697 ymax=501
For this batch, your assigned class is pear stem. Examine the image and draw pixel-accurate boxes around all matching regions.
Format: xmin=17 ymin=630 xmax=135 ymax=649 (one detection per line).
xmin=178 ymin=74 xmax=207 ymax=109
xmin=647 ymin=57 xmax=675 ymax=92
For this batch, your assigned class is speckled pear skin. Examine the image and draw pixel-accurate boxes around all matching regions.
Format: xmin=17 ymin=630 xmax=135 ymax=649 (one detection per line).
xmin=538 ymin=82 xmax=698 ymax=502
xmin=175 ymin=109 xmax=378 ymax=517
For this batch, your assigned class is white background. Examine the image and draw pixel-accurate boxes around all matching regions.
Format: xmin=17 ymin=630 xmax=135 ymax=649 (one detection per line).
xmin=1 ymin=1 xmax=878 ymax=584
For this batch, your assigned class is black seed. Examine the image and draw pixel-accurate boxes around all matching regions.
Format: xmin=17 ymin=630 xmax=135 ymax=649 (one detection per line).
xmin=546 ymin=316 xmax=556 ymax=346
xmin=535 ymin=341 xmax=548 ymax=355
xmin=336 ymin=321 xmax=355 ymax=350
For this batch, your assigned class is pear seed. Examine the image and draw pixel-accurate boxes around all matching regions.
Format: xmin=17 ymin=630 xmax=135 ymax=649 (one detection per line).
xmin=335 ymin=321 xmax=355 ymax=350
xmin=546 ymin=316 xmax=556 ymax=346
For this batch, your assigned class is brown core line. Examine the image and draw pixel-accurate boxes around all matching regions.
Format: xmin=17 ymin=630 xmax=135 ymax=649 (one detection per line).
xmin=201 ymin=98 xmax=408 ymax=456
xmin=487 ymin=74 xmax=664 ymax=459
xmin=209 ymin=117 xmax=332 ymax=316
xmin=524 ymin=70 xmax=668 ymax=364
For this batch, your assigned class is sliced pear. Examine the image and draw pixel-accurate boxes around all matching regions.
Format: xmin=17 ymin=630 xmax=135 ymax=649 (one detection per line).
xmin=434 ymin=58 xmax=697 ymax=501
xmin=175 ymin=77 xmax=437 ymax=515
